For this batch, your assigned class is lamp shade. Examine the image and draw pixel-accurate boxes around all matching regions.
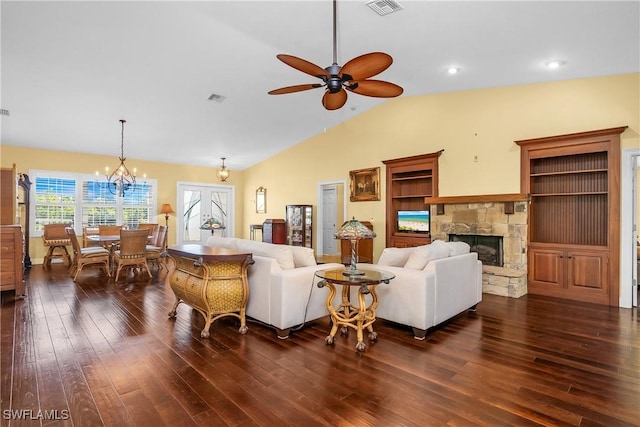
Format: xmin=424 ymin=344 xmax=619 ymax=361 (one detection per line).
xmin=160 ymin=204 xmax=175 ymax=215
xmin=334 ymin=218 xmax=376 ymax=276
xmin=334 ymin=218 xmax=376 ymax=240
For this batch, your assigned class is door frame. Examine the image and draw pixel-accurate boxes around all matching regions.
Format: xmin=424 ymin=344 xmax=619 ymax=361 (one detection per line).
xmin=620 ymin=148 xmax=639 ymax=308
xmin=316 ymin=179 xmax=347 ymax=255
xmin=176 ymin=181 xmax=235 ymax=245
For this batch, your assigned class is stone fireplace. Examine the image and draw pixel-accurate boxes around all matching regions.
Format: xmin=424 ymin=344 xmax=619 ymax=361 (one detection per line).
xmin=426 ymin=194 xmax=529 ymax=298
xmin=449 ymin=234 xmax=503 ymax=267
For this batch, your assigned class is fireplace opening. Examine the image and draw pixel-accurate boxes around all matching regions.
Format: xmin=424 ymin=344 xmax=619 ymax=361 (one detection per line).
xmin=449 ymin=234 xmax=503 ymax=267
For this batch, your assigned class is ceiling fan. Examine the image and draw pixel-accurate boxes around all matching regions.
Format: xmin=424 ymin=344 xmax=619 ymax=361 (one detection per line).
xmin=268 ymin=0 xmax=403 ymax=111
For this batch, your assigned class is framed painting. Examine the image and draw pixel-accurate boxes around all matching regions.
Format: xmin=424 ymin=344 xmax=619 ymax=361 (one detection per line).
xmin=349 ymin=167 xmax=380 ymax=202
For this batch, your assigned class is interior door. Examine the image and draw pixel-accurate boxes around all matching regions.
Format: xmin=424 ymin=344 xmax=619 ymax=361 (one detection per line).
xmin=322 ymin=186 xmax=338 ymax=254
xmin=177 ymin=182 xmax=234 ymax=245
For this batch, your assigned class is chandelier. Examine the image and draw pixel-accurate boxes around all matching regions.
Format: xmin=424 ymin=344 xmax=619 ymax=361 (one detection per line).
xmin=104 ymin=119 xmax=138 ymax=197
xmin=217 ymin=157 xmax=230 ymax=182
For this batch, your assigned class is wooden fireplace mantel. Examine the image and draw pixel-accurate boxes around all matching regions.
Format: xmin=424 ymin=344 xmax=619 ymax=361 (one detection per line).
xmin=424 ymin=193 xmax=529 ymax=205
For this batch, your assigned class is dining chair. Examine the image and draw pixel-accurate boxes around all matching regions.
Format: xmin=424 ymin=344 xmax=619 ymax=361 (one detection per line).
xmin=137 ymin=223 xmax=159 ymax=244
xmin=113 ymin=229 xmax=152 ymax=281
xmin=65 ymin=227 xmax=111 ymax=281
xmin=99 ymin=225 xmax=122 ymax=237
xmin=42 ymin=223 xmax=72 ymax=268
xmin=146 ymin=225 xmax=167 ymax=271
xmin=82 ymin=226 xmax=100 ymax=247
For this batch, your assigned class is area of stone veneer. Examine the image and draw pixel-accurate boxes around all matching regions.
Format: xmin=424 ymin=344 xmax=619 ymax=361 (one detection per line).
xmin=428 ymin=201 xmax=529 ymax=297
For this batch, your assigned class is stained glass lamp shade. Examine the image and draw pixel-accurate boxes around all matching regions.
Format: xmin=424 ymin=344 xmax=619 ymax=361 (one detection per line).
xmin=334 ymin=217 xmax=376 ymax=276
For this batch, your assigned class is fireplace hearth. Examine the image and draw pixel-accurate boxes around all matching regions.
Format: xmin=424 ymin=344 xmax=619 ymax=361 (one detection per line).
xmin=449 ymin=234 xmax=503 ymax=267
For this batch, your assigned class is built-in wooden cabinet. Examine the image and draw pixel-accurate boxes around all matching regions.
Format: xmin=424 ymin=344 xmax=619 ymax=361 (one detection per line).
xmin=516 ymin=127 xmax=625 ymax=305
xmin=382 ymin=151 xmax=442 ymax=248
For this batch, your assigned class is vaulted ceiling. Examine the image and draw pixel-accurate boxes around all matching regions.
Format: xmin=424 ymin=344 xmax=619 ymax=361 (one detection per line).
xmin=2 ymin=1 xmax=638 ymax=170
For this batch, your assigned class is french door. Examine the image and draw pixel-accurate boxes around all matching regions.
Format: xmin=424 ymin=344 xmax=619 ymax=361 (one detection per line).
xmin=176 ymin=182 xmax=234 ymax=245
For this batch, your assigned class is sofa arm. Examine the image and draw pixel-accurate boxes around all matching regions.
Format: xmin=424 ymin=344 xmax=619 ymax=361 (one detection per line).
xmin=425 ymin=252 xmax=482 ymax=325
xmin=270 ymin=263 xmax=344 ymax=330
xmin=353 ymin=263 xmax=436 ymax=331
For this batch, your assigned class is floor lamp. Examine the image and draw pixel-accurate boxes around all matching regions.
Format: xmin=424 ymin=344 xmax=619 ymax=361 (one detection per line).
xmin=160 ymin=204 xmax=175 ymax=249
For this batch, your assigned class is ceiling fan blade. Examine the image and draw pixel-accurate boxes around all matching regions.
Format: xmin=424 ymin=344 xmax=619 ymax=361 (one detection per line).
xmin=268 ymin=83 xmax=323 ymax=95
xmin=276 ymin=54 xmax=330 ymax=79
xmin=340 ymin=52 xmax=393 ymax=81
xmin=348 ymin=80 xmax=404 ymax=98
xmin=322 ymin=89 xmax=348 ymax=110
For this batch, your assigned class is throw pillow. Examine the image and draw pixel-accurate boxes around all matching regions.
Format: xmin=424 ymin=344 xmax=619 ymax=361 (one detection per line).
xmin=205 ymin=236 xmax=238 ymax=250
xmin=403 ymin=242 xmax=450 ymax=270
xmin=236 ymin=239 xmax=295 ymax=270
xmin=289 ymin=245 xmax=317 ymax=267
xmin=377 ymin=247 xmax=414 ymax=267
xmin=447 ymin=241 xmax=470 ymax=256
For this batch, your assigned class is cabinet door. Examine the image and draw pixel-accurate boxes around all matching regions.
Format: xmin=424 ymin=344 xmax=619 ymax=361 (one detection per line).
xmin=567 ymin=250 xmax=609 ymax=304
xmin=528 ymin=247 xmax=564 ymax=289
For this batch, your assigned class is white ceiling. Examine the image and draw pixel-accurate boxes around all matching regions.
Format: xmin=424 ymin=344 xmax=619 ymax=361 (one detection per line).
xmin=2 ymin=1 xmax=639 ymax=171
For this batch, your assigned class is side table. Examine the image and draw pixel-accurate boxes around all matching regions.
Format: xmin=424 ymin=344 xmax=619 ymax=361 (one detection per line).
xmin=315 ymin=268 xmax=395 ymax=351
xmin=167 ymin=245 xmax=254 ymax=338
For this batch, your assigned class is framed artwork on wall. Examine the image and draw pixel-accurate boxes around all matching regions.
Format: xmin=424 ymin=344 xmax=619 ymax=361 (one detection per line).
xmin=349 ymin=167 xmax=380 ymax=202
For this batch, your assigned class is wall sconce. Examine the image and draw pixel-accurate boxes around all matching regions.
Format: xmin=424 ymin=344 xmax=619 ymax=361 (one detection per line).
xmin=217 ymin=157 xmax=230 ymax=182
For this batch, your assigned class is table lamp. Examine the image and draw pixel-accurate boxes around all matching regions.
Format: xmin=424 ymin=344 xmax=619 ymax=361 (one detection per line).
xmin=160 ymin=204 xmax=175 ymax=228
xmin=334 ymin=217 xmax=376 ymax=276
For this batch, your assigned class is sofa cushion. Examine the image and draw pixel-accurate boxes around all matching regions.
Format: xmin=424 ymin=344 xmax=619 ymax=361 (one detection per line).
xmin=403 ymin=242 xmax=450 ymax=270
xmin=378 ymin=247 xmax=414 ymax=267
xmin=446 ymin=241 xmax=471 ymax=256
xmin=205 ymin=236 xmax=238 ymax=250
xmin=235 ymin=239 xmax=295 ymax=270
xmin=289 ymin=245 xmax=317 ymax=267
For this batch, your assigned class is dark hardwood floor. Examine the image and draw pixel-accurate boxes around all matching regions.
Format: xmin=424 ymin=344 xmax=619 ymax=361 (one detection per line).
xmin=1 ymin=263 xmax=639 ymax=427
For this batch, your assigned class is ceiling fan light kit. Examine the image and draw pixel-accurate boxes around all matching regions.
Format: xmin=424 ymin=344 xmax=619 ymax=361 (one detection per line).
xmin=268 ymin=0 xmax=403 ymax=111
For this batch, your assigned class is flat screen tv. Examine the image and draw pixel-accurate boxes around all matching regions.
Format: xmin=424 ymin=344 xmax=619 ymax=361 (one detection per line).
xmin=397 ymin=210 xmax=430 ymax=233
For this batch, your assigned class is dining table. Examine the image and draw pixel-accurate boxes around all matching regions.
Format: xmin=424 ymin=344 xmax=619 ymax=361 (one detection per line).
xmin=86 ymin=234 xmax=121 ymax=272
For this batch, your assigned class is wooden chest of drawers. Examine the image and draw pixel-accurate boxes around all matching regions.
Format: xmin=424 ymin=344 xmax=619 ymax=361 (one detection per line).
xmin=0 ymin=225 xmax=25 ymax=296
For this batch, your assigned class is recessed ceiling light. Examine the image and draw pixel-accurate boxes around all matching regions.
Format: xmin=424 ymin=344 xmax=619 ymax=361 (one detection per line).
xmin=447 ymin=67 xmax=460 ymax=75
xmin=545 ymin=59 xmax=566 ymax=69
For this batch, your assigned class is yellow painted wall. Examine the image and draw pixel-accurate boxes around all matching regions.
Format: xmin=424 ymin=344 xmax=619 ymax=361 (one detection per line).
xmin=242 ymin=73 xmax=640 ymax=260
xmin=0 ymin=146 xmax=244 ymax=262
xmin=2 ymin=73 xmax=638 ymax=264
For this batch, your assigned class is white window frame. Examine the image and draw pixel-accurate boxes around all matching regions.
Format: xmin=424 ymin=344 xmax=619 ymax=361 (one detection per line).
xmin=30 ymin=169 xmax=157 ymax=237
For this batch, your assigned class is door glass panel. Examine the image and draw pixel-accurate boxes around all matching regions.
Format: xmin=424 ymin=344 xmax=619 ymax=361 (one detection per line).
xmin=210 ymin=190 xmax=228 ymax=236
xmin=183 ymin=189 xmax=201 ymax=242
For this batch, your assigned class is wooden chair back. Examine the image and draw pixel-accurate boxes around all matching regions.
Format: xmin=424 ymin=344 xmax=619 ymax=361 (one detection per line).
xmin=83 ymin=226 xmax=100 ymax=247
xmin=65 ymin=227 xmax=81 ymax=256
xmin=154 ymin=225 xmax=167 ymax=249
xmin=137 ymin=223 xmax=159 ymax=243
xmin=99 ymin=225 xmax=122 ymax=236
xmin=43 ymin=223 xmax=72 ymax=242
xmin=118 ymin=229 xmax=149 ymax=257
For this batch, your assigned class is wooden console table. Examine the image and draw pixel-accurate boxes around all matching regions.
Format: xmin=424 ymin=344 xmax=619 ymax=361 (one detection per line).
xmin=167 ymin=245 xmax=254 ymax=338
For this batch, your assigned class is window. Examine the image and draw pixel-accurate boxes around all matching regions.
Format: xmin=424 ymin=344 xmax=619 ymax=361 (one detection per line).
xmin=31 ymin=170 xmax=157 ymax=237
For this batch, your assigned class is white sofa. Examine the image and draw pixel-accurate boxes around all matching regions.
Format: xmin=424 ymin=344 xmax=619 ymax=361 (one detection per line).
xmin=354 ymin=240 xmax=482 ymax=339
xmin=205 ymin=236 xmax=343 ymax=338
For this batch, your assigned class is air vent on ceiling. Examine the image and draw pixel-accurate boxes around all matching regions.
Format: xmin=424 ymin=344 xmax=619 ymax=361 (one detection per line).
xmin=207 ymin=93 xmax=226 ymax=103
xmin=0 ymin=109 xmax=9 ymax=117
xmin=366 ymin=0 xmax=403 ymax=16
